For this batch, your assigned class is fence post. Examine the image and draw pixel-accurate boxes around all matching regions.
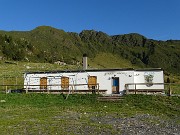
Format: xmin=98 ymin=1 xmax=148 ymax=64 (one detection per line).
xmin=47 ymin=86 xmax=50 ymax=94
xmin=15 ymin=77 xmax=17 ymax=90
xmin=98 ymin=83 xmax=99 ymax=94
xmin=70 ymin=85 xmax=73 ymax=94
xmin=3 ymin=77 xmax=4 ymax=91
xmin=5 ymin=85 xmax=7 ymax=94
xmin=26 ymin=84 xmax=28 ymax=94
xmin=125 ymin=84 xmax=128 ymax=95
xmin=168 ymin=84 xmax=172 ymax=96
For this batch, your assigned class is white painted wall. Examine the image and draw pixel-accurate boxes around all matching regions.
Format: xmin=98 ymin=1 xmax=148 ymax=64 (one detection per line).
xmin=134 ymin=70 xmax=164 ymax=89
xmin=24 ymin=69 xmax=164 ymax=94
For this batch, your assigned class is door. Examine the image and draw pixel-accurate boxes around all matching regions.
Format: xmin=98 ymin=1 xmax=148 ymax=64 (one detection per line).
xmin=61 ymin=77 xmax=69 ymax=89
xmin=40 ymin=77 xmax=47 ymax=90
xmin=112 ymin=77 xmax=119 ymax=94
xmin=88 ymin=76 xmax=97 ymax=89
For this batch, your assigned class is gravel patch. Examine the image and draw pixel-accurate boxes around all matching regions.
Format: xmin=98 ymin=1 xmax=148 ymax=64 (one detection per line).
xmin=51 ymin=112 xmax=180 ymax=135
xmin=90 ymin=114 xmax=180 ymax=135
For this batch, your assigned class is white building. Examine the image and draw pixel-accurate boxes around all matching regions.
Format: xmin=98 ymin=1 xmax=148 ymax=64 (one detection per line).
xmin=24 ymin=68 xmax=164 ymax=95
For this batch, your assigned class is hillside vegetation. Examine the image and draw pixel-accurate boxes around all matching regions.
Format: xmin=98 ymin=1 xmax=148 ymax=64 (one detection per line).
xmin=0 ymin=26 xmax=180 ymax=75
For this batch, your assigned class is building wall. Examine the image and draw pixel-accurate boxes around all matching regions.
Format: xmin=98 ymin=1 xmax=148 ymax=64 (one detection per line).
xmin=24 ymin=69 xmax=164 ymax=94
xmin=134 ymin=70 xmax=164 ymax=89
xmin=24 ymin=70 xmax=134 ymax=94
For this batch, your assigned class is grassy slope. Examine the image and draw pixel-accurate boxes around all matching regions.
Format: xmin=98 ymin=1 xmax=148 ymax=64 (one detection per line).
xmin=0 ymin=50 xmax=127 ymax=87
xmin=88 ymin=52 xmax=136 ymax=69
xmin=0 ymin=52 xmax=135 ymax=79
xmin=0 ymin=93 xmax=179 ymax=134
xmin=0 ymin=61 xmax=78 ymax=76
xmin=0 ymin=61 xmax=78 ymax=91
xmin=0 ymin=52 xmax=136 ymax=91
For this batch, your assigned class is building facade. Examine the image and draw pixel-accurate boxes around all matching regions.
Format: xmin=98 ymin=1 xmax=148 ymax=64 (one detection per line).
xmin=24 ymin=68 xmax=164 ymax=94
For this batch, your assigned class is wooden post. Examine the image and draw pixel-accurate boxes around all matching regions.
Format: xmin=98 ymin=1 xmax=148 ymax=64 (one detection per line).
xmin=43 ymin=86 xmax=44 ymax=93
xmin=170 ymin=84 xmax=172 ymax=96
xmin=26 ymin=83 xmax=28 ymax=94
xmin=15 ymin=77 xmax=18 ymax=90
xmin=5 ymin=85 xmax=8 ymax=94
xmin=3 ymin=77 xmax=4 ymax=91
xmin=135 ymin=84 xmax=137 ymax=94
xmin=97 ymin=83 xmax=99 ymax=94
xmin=71 ymin=85 xmax=74 ymax=94
xmin=125 ymin=84 xmax=128 ymax=95
xmin=47 ymin=87 xmax=50 ymax=94
xmin=168 ymin=84 xmax=172 ymax=96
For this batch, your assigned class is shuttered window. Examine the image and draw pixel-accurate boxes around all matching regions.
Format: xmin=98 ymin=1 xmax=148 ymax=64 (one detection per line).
xmin=40 ymin=77 xmax=47 ymax=90
xmin=61 ymin=77 xmax=69 ymax=89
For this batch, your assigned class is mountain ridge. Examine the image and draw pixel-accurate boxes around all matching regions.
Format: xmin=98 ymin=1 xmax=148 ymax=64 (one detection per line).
xmin=0 ymin=26 xmax=179 ymax=74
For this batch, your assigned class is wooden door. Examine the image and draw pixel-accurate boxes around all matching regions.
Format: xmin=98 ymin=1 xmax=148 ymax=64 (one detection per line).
xmin=88 ymin=76 xmax=97 ymax=89
xmin=40 ymin=77 xmax=47 ymax=90
xmin=61 ymin=77 xmax=69 ymax=89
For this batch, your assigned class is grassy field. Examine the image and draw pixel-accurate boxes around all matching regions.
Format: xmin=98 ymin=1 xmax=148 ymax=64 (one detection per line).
xmin=0 ymin=93 xmax=179 ymax=134
xmin=0 ymin=60 xmax=179 ymax=134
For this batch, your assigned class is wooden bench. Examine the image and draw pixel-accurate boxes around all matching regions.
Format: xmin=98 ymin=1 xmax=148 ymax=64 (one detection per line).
xmin=126 ymin=89 xmax=165 ymax=94
xmin=22 ymin=89 xmax=107 ymax=94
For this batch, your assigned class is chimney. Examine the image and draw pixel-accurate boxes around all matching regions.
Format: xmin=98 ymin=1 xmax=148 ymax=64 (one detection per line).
xmin=83 ymin=54 xmax=88 ymax=70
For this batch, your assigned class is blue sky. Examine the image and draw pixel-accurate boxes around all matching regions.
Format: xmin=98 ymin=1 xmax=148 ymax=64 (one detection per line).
xmin=0 ymin=0 xmax=180 ymax=40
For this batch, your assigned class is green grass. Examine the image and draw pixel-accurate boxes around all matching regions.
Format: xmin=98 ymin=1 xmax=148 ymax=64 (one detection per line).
xmin=88 ymin=52 xmax=136 ymax=69
xmin=0 ymin=61 xmax=78 ymax=77
xmin=0 ymin=55 xmax=136 ymax=88
xmin=0 ymin=53 xmax=134 ymax=78
xmin=0 ymin=93 xmax=179 ymax=134
xmin=163 ymin=83 xmax=180 ymax=95
xmin=170 ymin=84 xmax=180 ymax=94
xmin=0 ymin=61 xmax=78 ymax=85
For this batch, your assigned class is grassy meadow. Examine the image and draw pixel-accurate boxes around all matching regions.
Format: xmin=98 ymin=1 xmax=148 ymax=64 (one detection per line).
xmin=0 ymin=93 xmax=179 ymax=134
xmin=0 ymin=60 xmax=179 ymax=134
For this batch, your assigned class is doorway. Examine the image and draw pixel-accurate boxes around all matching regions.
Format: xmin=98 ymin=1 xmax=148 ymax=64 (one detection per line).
xmin=88 ymin=76 xmax=97 ymax=89
xmin=112 ymin=77 xmax=119 ymax=94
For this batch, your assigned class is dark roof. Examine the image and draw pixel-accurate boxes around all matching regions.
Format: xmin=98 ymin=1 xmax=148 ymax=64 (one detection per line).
xmin=135 ymin=68 xmax=163 ymax=71
xmin=25 ymin=68 xmax=163 ymax=74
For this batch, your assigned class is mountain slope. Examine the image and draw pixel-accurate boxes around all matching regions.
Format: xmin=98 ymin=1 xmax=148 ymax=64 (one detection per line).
xmin=0 ymin=26 xmax=179 ymax=74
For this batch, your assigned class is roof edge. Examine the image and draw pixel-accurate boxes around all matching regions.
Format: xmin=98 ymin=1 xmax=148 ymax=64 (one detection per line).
xmin=24 ymin=68 xmax=163 ymax=74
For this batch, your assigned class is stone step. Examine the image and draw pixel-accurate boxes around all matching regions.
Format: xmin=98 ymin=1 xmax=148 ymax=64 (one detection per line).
xmin=97 ymin=96 xmax=124 ymax=101
xmin=98 ymin=96 xmax=124 ymax=99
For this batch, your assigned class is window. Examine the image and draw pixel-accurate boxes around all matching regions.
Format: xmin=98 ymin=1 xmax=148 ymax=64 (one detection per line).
xmin=40 ymin=77 xmax=47 ymax=90
xmin=61 ymin=77 xmax=69 ymax=89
